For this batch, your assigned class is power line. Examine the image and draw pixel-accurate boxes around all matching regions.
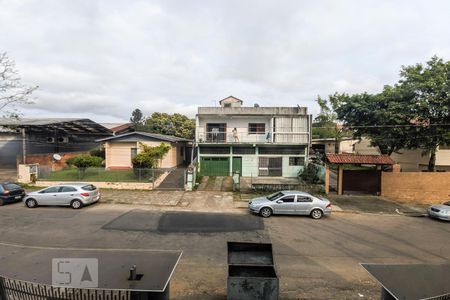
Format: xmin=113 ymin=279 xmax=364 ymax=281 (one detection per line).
xmin=313 ymin=123 xmax=450 ymax=129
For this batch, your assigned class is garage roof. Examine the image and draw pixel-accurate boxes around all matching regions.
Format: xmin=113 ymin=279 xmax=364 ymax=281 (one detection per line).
xmin=96 ymin=131 xmax=191 ymax=143
xmin=0 ymin=118 xmax=111 ymax=135
xmin=326 ymin=153 xmax=394 ymax=165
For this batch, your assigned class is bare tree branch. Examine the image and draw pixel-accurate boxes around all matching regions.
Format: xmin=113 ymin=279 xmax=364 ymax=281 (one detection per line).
xmin=0 ymin=52 xmax=38 ymax=118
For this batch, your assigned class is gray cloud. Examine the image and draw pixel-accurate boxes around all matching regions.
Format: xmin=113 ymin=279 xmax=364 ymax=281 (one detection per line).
xmin=1 ymin=0 xmax=449 ymax=122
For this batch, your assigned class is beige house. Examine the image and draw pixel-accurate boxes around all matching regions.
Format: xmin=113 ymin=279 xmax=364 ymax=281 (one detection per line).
xmin=97 ymin=132 xmax=190 ymax=169
xmin=354 ymin=137 xmax=450 ymax=171
xmin=311 ymin=137 xmax=359 ymax=154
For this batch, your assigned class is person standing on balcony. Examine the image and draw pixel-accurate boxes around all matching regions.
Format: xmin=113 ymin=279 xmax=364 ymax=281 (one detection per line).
xmin=232 ymin=128 xmax=239 ymax=142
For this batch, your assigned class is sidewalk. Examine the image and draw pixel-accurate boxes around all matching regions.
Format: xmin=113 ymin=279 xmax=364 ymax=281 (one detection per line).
xmin=100 ymin=189 xmax=240 ymax=212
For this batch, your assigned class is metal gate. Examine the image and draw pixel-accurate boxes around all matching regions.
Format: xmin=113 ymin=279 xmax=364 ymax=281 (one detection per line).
xmin=0 ymin=276 xmax=130 ymax=300
xmin=200 ymin=157 xmax=230 ymax=176
xmin=342 ymin=170 xmax=381 ymax=195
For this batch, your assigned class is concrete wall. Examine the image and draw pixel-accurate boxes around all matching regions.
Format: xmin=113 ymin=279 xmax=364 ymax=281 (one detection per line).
xmin=26 ymin=151 xmax=90 ymax=171
xmin=381 ymin=172 xmax=450 ymax=204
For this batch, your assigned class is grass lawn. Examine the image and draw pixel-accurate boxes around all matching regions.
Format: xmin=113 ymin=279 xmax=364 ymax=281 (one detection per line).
xmin=44 ymin=168 xmax=157 ymax=182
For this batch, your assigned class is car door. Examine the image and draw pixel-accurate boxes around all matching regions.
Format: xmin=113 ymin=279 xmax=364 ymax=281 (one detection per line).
xmin=58 ymin=186 xmax=78 ymax=205
xmin=272 ymin=195 xmax=296 ymax=214
xmin=36 ymin=186 xmax=62 ymax=205
xmin=295 ymin=196 xmax=314 ymax=215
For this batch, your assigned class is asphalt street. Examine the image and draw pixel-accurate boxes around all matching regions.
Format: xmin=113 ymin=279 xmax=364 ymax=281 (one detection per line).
xmin=0 ymin=202 xmax=448 ymax=299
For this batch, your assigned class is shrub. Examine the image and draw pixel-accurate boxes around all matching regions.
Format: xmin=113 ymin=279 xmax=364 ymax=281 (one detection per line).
xmin=299 ymin=163 xmax=325 ymax=184
xmin=66 ymin=155 xmax=103 ymax=178
xmin=131 ymin=142 xmax=171 ymax=169
xmin=89 ymin=148 xmax=105 ymax=159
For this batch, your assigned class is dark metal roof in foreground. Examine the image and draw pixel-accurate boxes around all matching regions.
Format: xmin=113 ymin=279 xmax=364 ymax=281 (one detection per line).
xmin=0 ymin=244 xmax=182 ymax=292
xmin=361 ymin=263 xmax=450 ymax=300
xmin=96 ymin=131 xmax=191 ymax=143
xmin=0 ymin=118 xmax=111 ymax=135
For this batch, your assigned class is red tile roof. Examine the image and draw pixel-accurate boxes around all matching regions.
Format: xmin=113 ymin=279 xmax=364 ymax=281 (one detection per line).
xmin=325 ymin=153 xmax=394 ymax=165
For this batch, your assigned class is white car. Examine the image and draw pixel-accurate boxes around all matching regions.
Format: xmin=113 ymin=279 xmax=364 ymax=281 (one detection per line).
xmin=248 ymin=191 xmax=332 ymax=219
xmin=23 ymin=183 xmax=100 ymax=209
xmin=427 ymin=201 xmax=450 ymax=221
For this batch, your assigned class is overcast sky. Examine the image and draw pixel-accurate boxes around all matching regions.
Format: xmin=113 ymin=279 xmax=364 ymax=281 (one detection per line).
xmin=1 ymin=0 xmax=449 ymax=122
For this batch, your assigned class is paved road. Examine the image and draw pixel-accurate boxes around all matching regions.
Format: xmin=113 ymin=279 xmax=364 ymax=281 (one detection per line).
xmin=0 ymin=202 xmax=448 ymax=299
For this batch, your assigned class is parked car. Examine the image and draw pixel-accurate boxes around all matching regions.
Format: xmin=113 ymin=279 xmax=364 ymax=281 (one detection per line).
xmin=248 ymin=190 xmax=331 ymax=219
xmin=427 ymin=201 xmax=450 ymax=221
xmin=23 ymin=183 xmax=100 ymax=209
xmin=0 ymin=182 xmax=26 ymax=206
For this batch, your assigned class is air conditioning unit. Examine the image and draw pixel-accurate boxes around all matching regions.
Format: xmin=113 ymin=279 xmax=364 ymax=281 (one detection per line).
xmin=57 ymin=136 xmax=69 ymax=143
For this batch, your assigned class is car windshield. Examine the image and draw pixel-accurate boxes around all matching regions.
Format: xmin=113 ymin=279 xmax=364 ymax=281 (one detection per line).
xmin=267 ymin=192 xmax=284 ymax=201
xmin=443 ymin=201 xmax=450 ymax=206
xmin=4 ymin=183 xmax=21 ymax=190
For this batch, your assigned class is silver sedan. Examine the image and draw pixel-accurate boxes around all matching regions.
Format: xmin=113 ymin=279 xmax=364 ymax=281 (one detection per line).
xmin=427 ymin=201 xmax=450 ymax=221
xmin=23 ymin=183 xmax=100 ymax=209
xmin=248 ymin=191 xmax=332 ymax=219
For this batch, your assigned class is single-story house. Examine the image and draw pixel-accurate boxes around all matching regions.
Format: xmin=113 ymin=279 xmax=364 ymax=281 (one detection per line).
xmin=96 ymin=132 xmax=191 ymax=169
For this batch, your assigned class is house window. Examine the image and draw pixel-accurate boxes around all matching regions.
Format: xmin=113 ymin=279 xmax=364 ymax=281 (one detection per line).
xmin=289 ymin=157 xmax=304 ymax=166
xmin=248 ymin=123 xmax=265 ymax=134
xmin=224 ymin=103 xmax=231 ymax=107
xmin=131 ymin=148 xmax=138 ymax=159
xmin=206 ymin=123 xmax=226 ymax=142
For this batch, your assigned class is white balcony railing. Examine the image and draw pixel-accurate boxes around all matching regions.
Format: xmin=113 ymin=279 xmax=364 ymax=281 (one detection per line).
xmin=196 ymin=130 xmax=309 ymax=144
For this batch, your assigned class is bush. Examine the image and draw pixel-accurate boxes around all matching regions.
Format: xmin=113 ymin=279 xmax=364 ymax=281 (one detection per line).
xmin=131 ymin=142 xmax=171 ymax=169
xmin=299 ymin=163 xmax=325 ymax=184
xmin=66 ymin=155 xmax=103 ymax=179
xmin=89 ymin=148 xmax=105 ymax=159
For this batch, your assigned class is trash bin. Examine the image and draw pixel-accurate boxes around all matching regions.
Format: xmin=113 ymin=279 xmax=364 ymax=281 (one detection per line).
xmin=228 ymin=265 xmax=278 ymax=300
xmin=227 ymin=242 xmax=278 ymax=300
xmin=227 ymin=242 xmax=274 ymax=266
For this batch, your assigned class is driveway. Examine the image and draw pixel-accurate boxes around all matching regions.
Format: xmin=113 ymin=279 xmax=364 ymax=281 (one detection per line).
xmin=0 ymin=202 xmax=448 ymax=299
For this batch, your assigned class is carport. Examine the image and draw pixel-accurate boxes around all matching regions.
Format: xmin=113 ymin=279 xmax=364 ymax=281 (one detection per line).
xmin=324 ymin=153 xmax=394 ymax=195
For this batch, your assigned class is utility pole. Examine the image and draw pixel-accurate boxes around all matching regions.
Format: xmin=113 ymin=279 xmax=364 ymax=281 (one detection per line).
xmin=21 ymin=128 xmax=27 ymax=164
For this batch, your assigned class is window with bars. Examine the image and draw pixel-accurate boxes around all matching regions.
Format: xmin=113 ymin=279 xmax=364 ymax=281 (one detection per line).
xmin=248 ymin=123 xmax=266 ymax=134
xmin=289 ymin=157 xmax=305 ymax=166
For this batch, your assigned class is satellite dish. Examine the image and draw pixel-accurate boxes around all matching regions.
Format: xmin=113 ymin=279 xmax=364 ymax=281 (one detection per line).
xmin=53 ymin=153 xmax=62 ymax=161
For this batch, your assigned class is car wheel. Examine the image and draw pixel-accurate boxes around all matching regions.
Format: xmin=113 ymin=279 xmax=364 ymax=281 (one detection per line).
xmin=310 ymin=209 xmax=323 ymax=219
xmin=0 ymin=199 xmax=3 ymax=206
xmin=71 ymin=200 xmax=83 ymax=209
xmin=260 ymin=207 xmax=272 ymax=218
xmin=26 ymin=198 xmax=37 ymax=208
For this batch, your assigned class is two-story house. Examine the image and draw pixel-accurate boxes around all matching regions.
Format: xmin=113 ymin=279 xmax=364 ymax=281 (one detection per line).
xmin=195 ymin=96 xmax=312 ymax=177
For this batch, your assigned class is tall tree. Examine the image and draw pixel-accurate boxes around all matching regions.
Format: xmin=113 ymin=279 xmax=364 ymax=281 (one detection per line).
xmin=333 ymin=88 xmax=411 ymax=156
xmin=312 ymin=94 xmax=351 ymax=153
xmin=333 ymin=56 xmax=450 ymax=171
xmin=396 ymin=56 xmax=450 ymax=171
xmin=144 ymin=112 xmax=195 ymax=139
xmin=129 ymin=108 xmax=144 ymax=129
xmin=0 ymin=52 xmax=37 ymax=118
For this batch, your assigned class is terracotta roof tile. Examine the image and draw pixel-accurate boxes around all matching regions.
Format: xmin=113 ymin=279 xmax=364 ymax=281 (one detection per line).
xmin=325 ymin=153 xmax=394 ymax=165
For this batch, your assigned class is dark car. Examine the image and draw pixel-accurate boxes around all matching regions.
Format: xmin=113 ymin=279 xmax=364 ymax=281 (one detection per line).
xmin=0 ymin=182 xmax=26 ymax=206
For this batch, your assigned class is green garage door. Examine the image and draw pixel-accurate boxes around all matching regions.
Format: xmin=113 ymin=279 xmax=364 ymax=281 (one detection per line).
xmin=200 ymin=157 xmax=230 ymax=176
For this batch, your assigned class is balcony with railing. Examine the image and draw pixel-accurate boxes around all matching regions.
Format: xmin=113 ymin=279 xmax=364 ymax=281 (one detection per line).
xmin=196 ymin=128 xmax=309 ymax=144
